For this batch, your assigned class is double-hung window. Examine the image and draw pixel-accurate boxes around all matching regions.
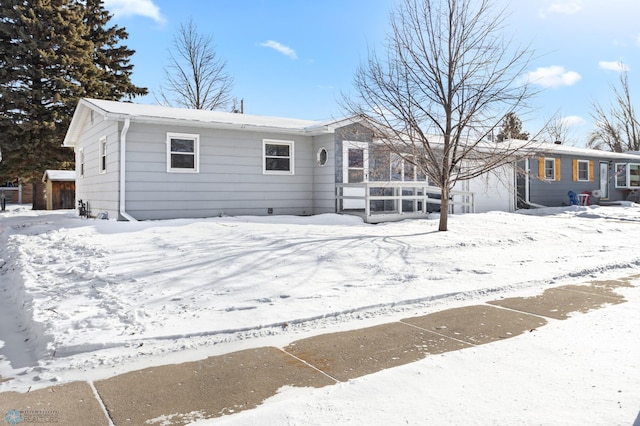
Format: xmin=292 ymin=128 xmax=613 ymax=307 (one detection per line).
xmin=539 ymin=158 xmax=560 ymax=180
xmin=573 ymin=159 xmax=593 ymax=181
xmin=263 ymin=140 xmax=294 ymax=175
xmin=167 ymin=133 xmax=199 ymax=173
xmin=99 ymin=136 xmax=107 ymax=173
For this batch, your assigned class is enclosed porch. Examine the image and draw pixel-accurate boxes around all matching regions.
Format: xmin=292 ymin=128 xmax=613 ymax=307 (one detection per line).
xmin=336 ymin=181 xmax=475 ymax=223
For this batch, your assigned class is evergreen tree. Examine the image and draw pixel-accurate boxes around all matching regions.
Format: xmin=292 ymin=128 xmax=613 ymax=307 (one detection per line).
xmin=496 ymin=112 xmax=530 ymax=141
xmin=81 ymin=0 xmax=147 ymax=100
xmin=0 ymin=0 xmax=146 ymax=183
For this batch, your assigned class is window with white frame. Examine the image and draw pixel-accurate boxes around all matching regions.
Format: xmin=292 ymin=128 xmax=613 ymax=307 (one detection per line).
xmin=263 ymin=140 xmax=294 ymax=174
xmin=99 ymin=136 xmax=107 ymax=173
xmin=390 ymin=154 xmax=419 ymax=181
xmin=79 ymin=148 xmax=85 ymax=177
xmin=167 ymin=133 xmax=199 ymax=173
xmin=544 ymin=158 xmax=556 ymax=180
xmin=615 ymin=163 xmax=640 ymax=188
xmin=316 ymin=147 xmax=328 ymax=166
xmin=577 ymin=160 xmax=589 ymax=181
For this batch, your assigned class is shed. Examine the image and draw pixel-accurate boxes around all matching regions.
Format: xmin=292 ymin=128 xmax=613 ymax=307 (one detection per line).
xmin=42 ymin=170 xmax=76 ymax=210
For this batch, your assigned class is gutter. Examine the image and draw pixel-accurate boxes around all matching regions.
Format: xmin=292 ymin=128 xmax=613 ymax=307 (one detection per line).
xmin=118 ymin=117 xmax=137 ymax=221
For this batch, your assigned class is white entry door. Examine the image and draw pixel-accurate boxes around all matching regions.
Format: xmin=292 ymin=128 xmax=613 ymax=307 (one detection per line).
xmin=599 ymin=162 xmax=609 ymax=199
xmin=342 ymin=141 xmax=369 ymax=209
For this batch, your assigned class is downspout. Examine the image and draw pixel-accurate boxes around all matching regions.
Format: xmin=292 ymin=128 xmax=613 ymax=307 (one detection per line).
xmin=524 ymin=158 xmax=531 ymax=205
xmin=119 ymin=118 xmax=137 ymax=221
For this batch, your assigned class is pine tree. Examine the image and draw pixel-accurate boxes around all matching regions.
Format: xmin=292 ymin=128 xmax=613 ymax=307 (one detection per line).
xmin=81 ymin=0 xmax=147 ymax=100
xmin=496 ymin=112 xmax=530 ymax=141
xmin=0 ymin=0 xmax=146 ymax=183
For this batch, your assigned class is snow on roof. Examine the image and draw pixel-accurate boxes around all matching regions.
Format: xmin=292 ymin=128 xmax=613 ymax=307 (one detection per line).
xmin=43 ymin=170 xmax=75 ymax=182
xmin=529 ymin=141 xmax=640 ymax=160
xmin=86 ymin=98 xmax=334 ymax=131
xmin=63 ymin=98 xmax=350 ymax=147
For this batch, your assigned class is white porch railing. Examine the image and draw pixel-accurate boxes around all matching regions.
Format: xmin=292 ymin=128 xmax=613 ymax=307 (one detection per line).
xmin=336 ymin=182 xmax=474 ymax=223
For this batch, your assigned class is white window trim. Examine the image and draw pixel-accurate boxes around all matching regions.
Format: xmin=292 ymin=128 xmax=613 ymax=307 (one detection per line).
xmin=99 ymin=136 xmax=107 ymax=174
xmin=615 ymin=163 xmax=627 ymax=188
xmin=316 ymin=147 xmax=328 ymax=167
xmin=577 ymin=160 xmax=590 ymax=181
xmin=615 ymin=162 xmax=640 ymax=188
xmin=263 ymin=139 xmax=294 ymax=175
xmin=166 ymin=132 xmax=200 ymax=173
xmin=390 ymin=154 xmax=421 ymax=182
xmin=79 ymin=147 xmax=85 ymax=177
xmin=544 ymin=157 xmax=556 ymax=181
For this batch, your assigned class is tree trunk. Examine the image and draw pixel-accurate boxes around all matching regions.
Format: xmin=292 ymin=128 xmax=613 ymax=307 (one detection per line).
xmin=438 ymin=187 xmax=450 ymax=231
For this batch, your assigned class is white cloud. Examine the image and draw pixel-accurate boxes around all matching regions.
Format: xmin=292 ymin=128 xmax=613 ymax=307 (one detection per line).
xmin=561 ymin=115 xmax=586 ymax=127
xmin=538 ymin=1 xmax=583 ymax=19
xmin=599 ymin=61 xmax=630 ymax=72
xmin=103 ymin=0 xmax=165 ymax=23
xmin=526 ymin=66 xmax=581 ymax=88
xmin=259 ymin=40 xmax=297 ymax=60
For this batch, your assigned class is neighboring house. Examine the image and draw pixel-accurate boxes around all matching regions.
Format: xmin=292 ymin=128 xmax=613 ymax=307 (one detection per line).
xmin=61 ymin=99 xmax=518 ymax=221
xmin=518 ymin=142 xmax=640 ymax=207
xmin=42 ymin=170 xmax=76 ymax=210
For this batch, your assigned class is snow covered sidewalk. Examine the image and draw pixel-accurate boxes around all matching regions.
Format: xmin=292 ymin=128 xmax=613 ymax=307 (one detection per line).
xmin=1 ymin=277 xmax=637 ymax=425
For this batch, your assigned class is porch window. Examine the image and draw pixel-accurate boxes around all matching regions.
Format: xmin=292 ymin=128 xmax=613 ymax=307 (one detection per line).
xmin=264 ymin=140 xmax=294 ymax=175
xmin=615 ymin=163 xmax=640 ymax=188
xmin=167 ymin=133 xmax=199 ymax=173
xmin=390 ymin=154 xmax=418 ymax=181
xmin=99 ymin=136 xmax=107 ymax=173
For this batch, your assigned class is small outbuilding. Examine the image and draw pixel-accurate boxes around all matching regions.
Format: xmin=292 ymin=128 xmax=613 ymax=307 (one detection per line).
xmin=42 ymin=170 xmax=75 ymax=210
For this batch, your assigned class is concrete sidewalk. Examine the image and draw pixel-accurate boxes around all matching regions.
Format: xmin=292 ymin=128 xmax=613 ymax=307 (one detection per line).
xmin=0 ymin=278 xmax=633 ymax=425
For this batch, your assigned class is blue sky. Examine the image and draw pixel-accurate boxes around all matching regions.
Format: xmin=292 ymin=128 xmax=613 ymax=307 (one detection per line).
xmin=103 ymin=0 xmax=640 ymax=145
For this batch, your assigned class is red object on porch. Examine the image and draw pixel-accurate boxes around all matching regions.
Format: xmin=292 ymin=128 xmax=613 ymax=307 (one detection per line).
xmin=580 ymin=191 xmax=591 ymax=206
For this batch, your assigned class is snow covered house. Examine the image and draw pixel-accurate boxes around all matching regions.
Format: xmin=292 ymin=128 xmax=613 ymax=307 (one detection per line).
xmin=62 ymin=98 xmax=514 ymax=221
xmin=518 ymin=142 xmax=640 ymax=208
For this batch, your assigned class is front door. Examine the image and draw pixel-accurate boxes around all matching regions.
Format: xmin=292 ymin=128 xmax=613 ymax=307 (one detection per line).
xmin=599 ymin=162 xmax=609 ymax=199
xmin=342 ymin=141 xmax=369 ymax=210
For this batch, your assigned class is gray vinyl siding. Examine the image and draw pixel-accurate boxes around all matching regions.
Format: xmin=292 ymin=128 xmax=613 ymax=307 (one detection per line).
xmin=528 ymin=155 xmax=634 ymax=206
xmin=312 ymin=133 xmax=336 ymax=214
xmin=121 ymin=122 xmax=316 ymax=220
xmin=74 ymin=118 xmax=121 ymax=219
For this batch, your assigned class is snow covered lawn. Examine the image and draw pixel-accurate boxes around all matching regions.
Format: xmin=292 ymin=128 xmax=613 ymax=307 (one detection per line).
xmin=1 ymin=204 xmax=639 ymax=424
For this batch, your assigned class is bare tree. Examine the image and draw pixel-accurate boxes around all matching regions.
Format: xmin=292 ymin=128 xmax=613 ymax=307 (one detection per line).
xmin=342 ymin=0 xmax=537 ymax=231
xmin=158 ymin=19 xmax=233 ymax=110
xmin=588 ymin=71 xmax=640 ymax=152
xmin=542 ymin=113 xmax=577 ymax=145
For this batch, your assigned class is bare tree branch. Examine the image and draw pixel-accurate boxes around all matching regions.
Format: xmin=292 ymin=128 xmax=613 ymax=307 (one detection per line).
xmin=157 ymin=18 xmax=233 ymax=110
xmin=589 ymin=70 xmax=640 ymax=152
xmin=342 ymin=0 xmax=539 ymax=231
